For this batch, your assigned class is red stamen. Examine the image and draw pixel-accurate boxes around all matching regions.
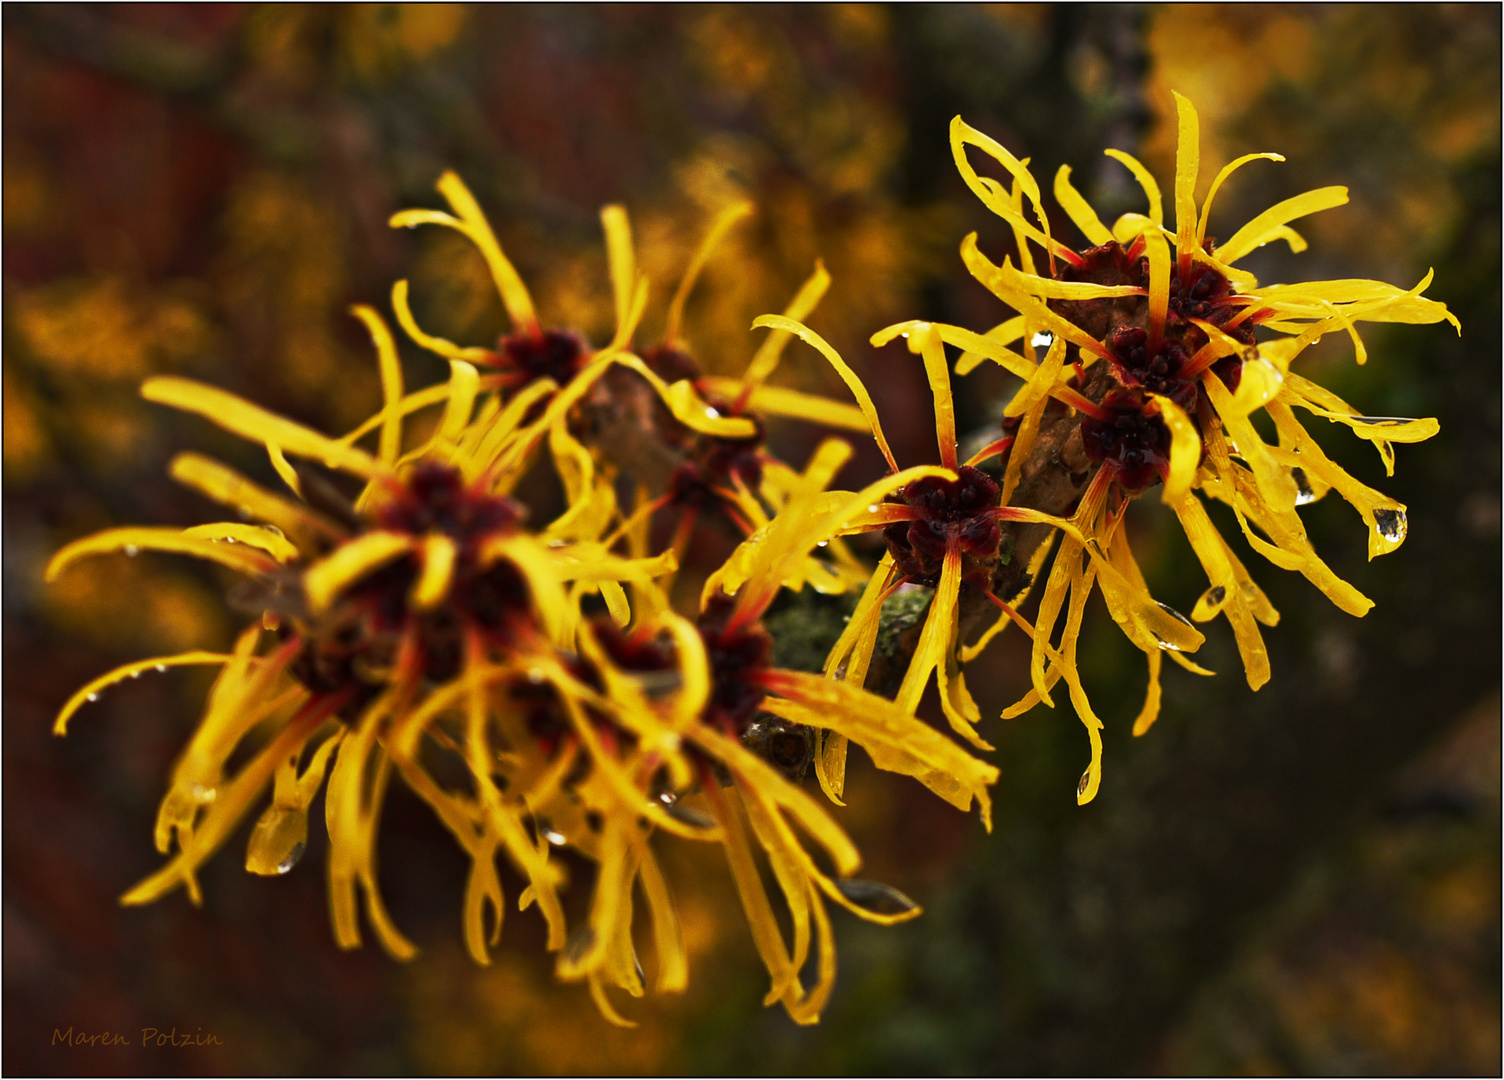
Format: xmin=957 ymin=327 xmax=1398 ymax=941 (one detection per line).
xmin=670 ymin=511 xmax=697 ymax=560
xmin=731 ymin=381 xmax=754 ymax=417
xmin=965 ymin=436 xmax=1015 ymax=467
xmin=1180 ymin=340 xmax=1225 ymax=380
xmin=294 ymin=683 xmax=359 ymax=733
xmin=862 ymin=504 xmax=921 ymax=527
xmin=1223 ymin=302 xmax=1271 ymax=330
xmin=1055 ymin=386 xmax=1112 ymax=421
xmin=1055 ymin=245 xmax=1087 ymax=270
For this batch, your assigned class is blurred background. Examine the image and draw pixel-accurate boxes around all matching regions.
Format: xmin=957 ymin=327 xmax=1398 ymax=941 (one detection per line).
xmin=4 ymin=4 xmax=1499 ymax=1075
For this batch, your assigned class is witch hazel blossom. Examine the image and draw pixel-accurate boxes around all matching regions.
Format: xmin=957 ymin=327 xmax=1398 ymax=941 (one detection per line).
xmin=44 ymin=94 xmax=1453 ymax=1027
xmin=46 ymin=187 xmax=1005 ymax=1024
xmin=939 ymin=91 xmax=1455 ymax=800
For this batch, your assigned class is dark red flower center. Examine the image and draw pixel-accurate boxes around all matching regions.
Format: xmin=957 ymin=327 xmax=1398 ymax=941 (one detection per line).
xmin=499 ymin=327 xmax=588 ymax=387
xmin=884 ymin=465 xmax=1001 ymax=586
xmin=287 ymin=464 xmax=531 ymax=701
xmin=1049 ymin=241 xmax=1148 ymax=340
xmin=666 ymin=405 xmax=766 ymax=515
xmin=1107 ymin=326 xmax=1200 ymax=410
xmin=1080 ymin=392 xmax=1171 ymax=494
xmin=1167 ymin=258 xmax=1238 ymax=324
xmin=696 ymin=595 xmax=772 ymax=737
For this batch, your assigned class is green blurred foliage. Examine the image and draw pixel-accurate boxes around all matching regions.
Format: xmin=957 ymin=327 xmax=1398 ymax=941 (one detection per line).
xmin=4 ymin=5 xmax=1497 ymax=1076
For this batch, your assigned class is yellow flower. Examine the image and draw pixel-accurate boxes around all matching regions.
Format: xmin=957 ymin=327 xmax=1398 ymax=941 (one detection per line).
xmin=388 ymin=176 xmax=872 ymax=572
xmin=45 ymin=310 xmax=677 ymax=974
xmin=939 ymin=94 xmax=1455 ymax=795
xmin=46 ymin=302 xmax=994 ymax=1028
xmin=674 ymin=476 xmax=1000 ymax=1022
xmin=744 ymin=314 xmax=1082 ymax=769
xmin=576 ymin=198 xmax=875 ymax=573
xmin=386 ymin=172 xmax=756 ymax=467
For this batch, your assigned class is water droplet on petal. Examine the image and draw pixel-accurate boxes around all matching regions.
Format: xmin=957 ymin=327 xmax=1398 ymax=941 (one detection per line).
xmin=834 ymin=879 xmax=920 ymax=918
xmin=705 ymin=406 xmax=721 ymax=419
xmin=223 ymin=536 xmax=237 ymax=544
xmin=526 ymin=667 xmax=546 ymax=684
xmin=544 ymin=829 xmax=567 ymax=846
xmin=190 ymin=783 xmax=218 ymax=804
xmin=123 ymin=545 xmax=139 ymax=556
xmin=1292 ymin=466 xmax=1316 ymax=505
xmin=1156 ymin=601 xmax=1194 ymax=627
xmin=816 ymin=540 xmax=828 ymax=548
xmin=1031 ymin=331 xmax=1054 ymax=348
xmin=86 ymin=693 xmax=100 ymax=702
xmin=155 ymin=664 xmax=167 ymax=673
xmin=661 ymin=800 xmax=715 ymax=831
xmin=563 ymin=926 xmax=596 ymax=967
xmin=1077 ymin=769 xmax=1092 ymax=797
xmin=128 ymin=671 xmax=140 ymax=679
xmin=1374 ymin=507 xmax=1407 ymax=544
xmin=276 ymin=841 xmax=306 ymax=874
xmin=867 ymin=504 xmax=879 ymax=513
xmin=1206 ymin=585 xmax=1226 ymax=606
xmin=1352 ymin=416 xmax=1414 ymax=427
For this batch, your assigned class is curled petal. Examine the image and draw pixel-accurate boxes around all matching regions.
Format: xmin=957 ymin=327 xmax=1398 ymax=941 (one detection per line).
xmin=304 ymin=532 xmax=414 ymax=615
xmin=48 ymin=527 xmax=280 ymax=583
xmin=143 ymin=377 xmax=384 ymax=480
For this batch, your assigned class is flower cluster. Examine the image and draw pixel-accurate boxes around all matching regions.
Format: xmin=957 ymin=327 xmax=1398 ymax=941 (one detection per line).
xmin=48 ymin=99 xmax=1454 ymax=1022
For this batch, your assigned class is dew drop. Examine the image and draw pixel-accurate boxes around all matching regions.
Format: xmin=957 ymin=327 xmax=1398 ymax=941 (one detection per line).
xmin=1031 ymin=331 xmax=1054 ymax=348
xmin=123 ymin=545 xmax=139 ymax=556
xmin=1291 ymin=466 xmax=1316 ymax=505
xmin=1077 ymin=769 xmax=1092 ymax=797
xmin=867 ymin=504 xmax=879 ymax=513
xmin=1352 ymin=416 xmax=1414 ymax=427
xmin=526 ymin=667 xmax=546 ymax=684
xmin=563 ymin=926 xmax=596 ymax=967
xmin=705 ymin=406 xmax=721 ymax=419
xmin=1156 ymin=601 xmax=1194 ymax=628
xmin=1374 ymin=508 xmax=1407 ymax=544
xmin=223 ymin=536 xmax=237 ymax=544
xmin=128 ymin=671 xmax=140 ymax=679
xmin=155 ymin=664 xmax=167 ymax=673
xmin=86 ymin=693 xmax=100 ymax=702
xmin=275 ymin=841 xmax=306 ymax=874
xmin=816 ymin=540 xmax=829 ymax=548
xmin=1207 ymin=585 xmax=1226 ymax=606
xmin=190 ymin=783 xmax=218 ymax=805
xmin=661 ymin=800 xmax=715 ymax=830
xmin=544 ymin=829 xmax=567 ymax=846
xmin=834 ymin=878 xmax=920 ymax=918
